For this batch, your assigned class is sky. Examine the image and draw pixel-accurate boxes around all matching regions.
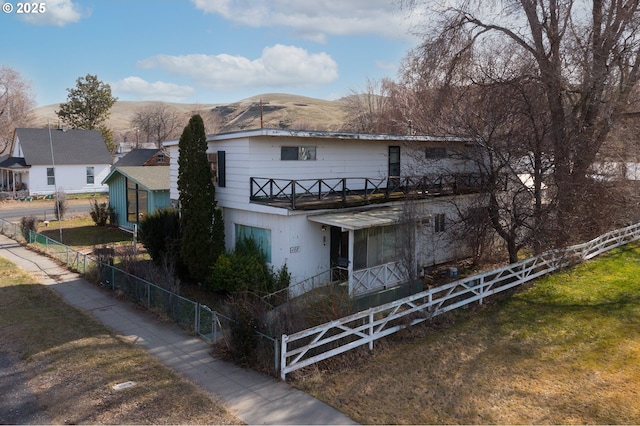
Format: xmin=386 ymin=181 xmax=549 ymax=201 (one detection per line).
xmin=1 ymin=0 xmax=426 ymax=107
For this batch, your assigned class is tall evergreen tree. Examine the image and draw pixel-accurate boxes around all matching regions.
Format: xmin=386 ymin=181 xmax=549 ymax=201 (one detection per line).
xmin=56 ymin=74 xmax=117 ymax=130
xmin=177 ymin=114 xmax=224 ymax=282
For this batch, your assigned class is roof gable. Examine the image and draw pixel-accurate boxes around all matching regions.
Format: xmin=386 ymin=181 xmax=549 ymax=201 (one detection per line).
xmin=114 ymin=149 xmax=163 ymax=167
xmin=14 ymin=128 xmax=112 ymax=166
xmin=103 ymin=166 xmax=170 ymax=191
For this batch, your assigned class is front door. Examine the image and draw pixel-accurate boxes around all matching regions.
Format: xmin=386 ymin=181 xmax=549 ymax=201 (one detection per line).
xmin=330 ymin=226 xmax=349 ymax=281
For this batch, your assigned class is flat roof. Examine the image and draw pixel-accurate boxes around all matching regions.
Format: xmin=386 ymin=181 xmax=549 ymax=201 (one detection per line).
xmin=164 ymin=128 xmax=472 ymax=147
xmin=308 ymin=207 xmax=406 ymax=230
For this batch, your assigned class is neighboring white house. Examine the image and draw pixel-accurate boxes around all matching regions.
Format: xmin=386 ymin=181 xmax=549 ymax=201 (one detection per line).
xmin=0 ymin=128 xmax=112 ymax=197
xmin=165 ymin=128 xmax=484 ymax=298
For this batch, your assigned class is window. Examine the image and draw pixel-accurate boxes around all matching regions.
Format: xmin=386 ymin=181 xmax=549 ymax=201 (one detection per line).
xmin=208 ymin=153 xmax=218 ymax=184
xmin=235 ymin=224 xmax=271 ymax=262
xmin=426 ymin=147 xmax=447 ymax=159
xmin=207 ymin=151 xmax=226 ymax=187
xmin=388 ymin=146 xmax=400 ymax=177
xmin=434 ymin=213 xmax=446 ymax=233
xmin=353 ymin=225 xmax=398 ymax=270
xmin=86 ymin=167 xmax=95 ymax=184
xmin=157 ymin=153 xmax=165 ymax=163
xmin=46 ymin=168 xmax=55 ymax=186
xmin=126 ymin=178 xmax=148 ymax=224
xmin=281 ymin=146 xmax=316 ymax=160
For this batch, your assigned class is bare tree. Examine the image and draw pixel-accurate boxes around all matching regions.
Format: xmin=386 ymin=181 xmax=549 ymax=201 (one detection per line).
xmin=131 ymin=103 xmax=185 ymax=148
xmin=0 ymin=66 xmax=35 ymax=154
xmin=341 ymin=78 xmax=412 ymax=134
xmin=402 ymin=0 xmax=640 ymax=244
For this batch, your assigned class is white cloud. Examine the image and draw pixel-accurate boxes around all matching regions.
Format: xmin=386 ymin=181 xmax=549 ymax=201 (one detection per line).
xmin=137 ymin=44 xmax=338 ymax=91
xmin=111 ymin=77 xmax=196 ymax=102
xmin=190 ymin=0 xmax=422 ymax=41
xmin=375 ymin=60 xmax=398 ymax=71
xmin=16 ymin=0 xmax=88 ymax=26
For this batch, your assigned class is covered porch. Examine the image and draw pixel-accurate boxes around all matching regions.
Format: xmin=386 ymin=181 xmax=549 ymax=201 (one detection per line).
xmin=309 ymin=206 xmax=416 ymax=297
xmin=0 ymin=157 xmax=30 ymax=199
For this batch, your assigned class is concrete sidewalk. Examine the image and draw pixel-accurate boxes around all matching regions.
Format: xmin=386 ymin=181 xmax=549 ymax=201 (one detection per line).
xmin=0 ymin=234 xmax=356 ymax=425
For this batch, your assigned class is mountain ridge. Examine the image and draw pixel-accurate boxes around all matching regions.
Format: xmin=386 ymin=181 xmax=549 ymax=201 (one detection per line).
xmin=29 ymin=93 xmax=350 ymax=142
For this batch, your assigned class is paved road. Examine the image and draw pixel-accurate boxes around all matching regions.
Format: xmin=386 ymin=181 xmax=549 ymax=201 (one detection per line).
xmin=0 ymin=198 xmax=96 ymax=221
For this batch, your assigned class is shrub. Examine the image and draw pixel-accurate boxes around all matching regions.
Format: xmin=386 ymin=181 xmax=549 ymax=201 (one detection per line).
xmin=53 ymin=190 xmax=68 ymax=220
xmin=222 ymin=293 xmax=275 ymax=369
xmin=138 ymin=208 xmax=182 ymax=267
xmin=89 ymin=199 xmax=114 ymax=226
xmin=206 ymin=237 xmax=290 ymax=294
xmin=20 ymin=216 xmax=38 ymax=242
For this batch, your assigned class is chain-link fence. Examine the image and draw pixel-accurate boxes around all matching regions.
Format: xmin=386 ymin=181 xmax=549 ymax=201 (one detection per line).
xmin=0 ymin=217 xmax=281 ymax=374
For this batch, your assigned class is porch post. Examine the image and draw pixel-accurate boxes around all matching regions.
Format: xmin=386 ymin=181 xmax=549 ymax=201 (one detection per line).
xmin=348 ymin=229 xmax=354 ymax=297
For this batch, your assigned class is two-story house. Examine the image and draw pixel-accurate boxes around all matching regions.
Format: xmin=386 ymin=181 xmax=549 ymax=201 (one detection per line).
xmin=165 ymin=129 xmax=484 ymax=298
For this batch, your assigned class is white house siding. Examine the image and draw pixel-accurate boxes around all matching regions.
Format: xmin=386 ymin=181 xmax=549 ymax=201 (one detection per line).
xmin=26 ymin=164 xmax=110 ymax=195
xmin=223 ymin=207 xmax=328 ymax=287
xmin=168 ymin=144 xmax=179 ymax=202
xmin=167 ymin=134 xmax=476 ymax=206
xmin=413 ymin=196 xmax=476 ymax=269
xmin=165 ymin=130 xmax=480 ymax=296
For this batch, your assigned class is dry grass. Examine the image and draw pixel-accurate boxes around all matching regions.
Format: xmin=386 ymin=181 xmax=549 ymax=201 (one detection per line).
xmin=30 ymin=94 xmax=348 ymax=136
xmin=0 ymin=257 xmax=243 ymax=424
xmin=38 ymin=215 xmax=132 ymax=248
xmin=294 ymin=244 xmax=640 ymax=424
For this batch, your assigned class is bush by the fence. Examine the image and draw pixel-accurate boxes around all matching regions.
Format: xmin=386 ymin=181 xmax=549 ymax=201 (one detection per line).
xmin=207 ymin=237 xmax=290 ymax=294
xmin=54 ymin=190 xmax=68 ymax=220
xmin=138 ymin=208 xmax=182 ymax=266
xmin=20 ymin=216 xmax=37 ymax=241
xmin=89 ymin=199 xmax=114 ymax=226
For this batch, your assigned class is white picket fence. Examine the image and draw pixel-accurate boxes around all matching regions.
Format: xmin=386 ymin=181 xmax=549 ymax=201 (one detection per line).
xmin=280 ymin=222 xmax=640 ymax=379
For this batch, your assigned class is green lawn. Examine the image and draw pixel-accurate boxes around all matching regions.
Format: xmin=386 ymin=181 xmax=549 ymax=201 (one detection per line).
xmin=295 ymin=243 xmax=640 ymax=424
xmin=38 ymin=216 xmax=132 ymax=248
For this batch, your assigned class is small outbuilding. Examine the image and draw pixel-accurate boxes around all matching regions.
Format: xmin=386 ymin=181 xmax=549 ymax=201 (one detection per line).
xmin=102 ymin=149 xmax=171 ymax=230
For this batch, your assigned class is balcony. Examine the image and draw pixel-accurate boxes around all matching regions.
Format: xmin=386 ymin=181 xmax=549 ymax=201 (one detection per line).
xmin=250 ymin=173 xmax=497 ymax=210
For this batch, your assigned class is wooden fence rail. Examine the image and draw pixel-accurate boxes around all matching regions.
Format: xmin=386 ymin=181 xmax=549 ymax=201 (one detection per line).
xmin=280 ymin=222 xmax=640 ymax=379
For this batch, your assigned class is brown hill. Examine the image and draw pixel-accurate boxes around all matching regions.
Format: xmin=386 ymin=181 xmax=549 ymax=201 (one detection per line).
xmin=30 ymin=93 xmax=349 ymax=142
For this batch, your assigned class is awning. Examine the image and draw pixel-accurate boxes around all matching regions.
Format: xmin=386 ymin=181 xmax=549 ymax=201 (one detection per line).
xmin=308 ymin=207 xmax=406 ymax=231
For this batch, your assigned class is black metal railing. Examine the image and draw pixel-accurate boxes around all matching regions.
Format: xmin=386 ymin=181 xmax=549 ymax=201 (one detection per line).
xmin=250 ymin=173 xmax=500 ymax=210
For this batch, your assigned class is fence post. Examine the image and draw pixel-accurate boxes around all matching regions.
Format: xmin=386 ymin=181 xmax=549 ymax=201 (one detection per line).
xmin=280 ymin=334 xmax=288 ymax=381
xmin=274 ymin=337 xmax=280 ymax=374
xmin=213 ymin=311 xmax=218 ymax=343
xmin=111 ymin=266 xmax=115 ymax=291
xmin=369 ymin=310 xmax=374 ymax=350
xmin=83 ymin=254 xmax=87 ymax=274
xmin=195 ymin=303 xmax=200 ymax=335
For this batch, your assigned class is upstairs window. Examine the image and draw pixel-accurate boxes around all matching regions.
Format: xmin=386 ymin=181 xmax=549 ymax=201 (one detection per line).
xmin=281 ymin=146 xmax=316 ymax=160
xmin=208 ymin=151 xmax=226 ymax=187
xmin=426 ymin=147 xmax=447 ymax=159
xmin=208 ymin=153 xmax=218 ymax=184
